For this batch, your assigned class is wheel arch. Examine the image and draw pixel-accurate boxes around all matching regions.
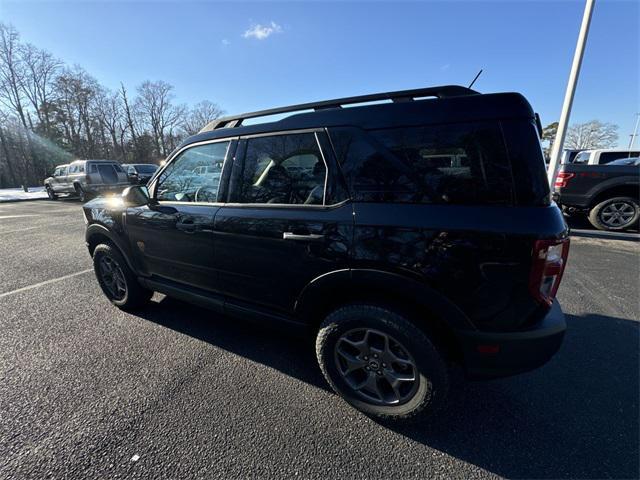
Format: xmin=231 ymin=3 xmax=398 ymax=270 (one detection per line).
xmin=295 ymin=269 xmax=476 ymax=361
xmin=86 ymin=224 xmax=137 ymax=272
xmin=588 ymin=179 xmax=639 ymax=207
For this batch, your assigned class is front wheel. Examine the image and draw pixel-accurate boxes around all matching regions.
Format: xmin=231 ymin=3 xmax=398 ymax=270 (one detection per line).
xmin=45 ymin=185 xmax=58 ymax=200
xmin=92 ymin=243 xmax=153 ymax=310
xmin=588 ymin=196 xmax=639 ymax=231
xmin=316 ymin=305 xmax=449 ymax=422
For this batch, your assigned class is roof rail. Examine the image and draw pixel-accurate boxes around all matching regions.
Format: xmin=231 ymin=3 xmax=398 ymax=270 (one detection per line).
xmin=199 ymin=84 xmax=478 ymax=133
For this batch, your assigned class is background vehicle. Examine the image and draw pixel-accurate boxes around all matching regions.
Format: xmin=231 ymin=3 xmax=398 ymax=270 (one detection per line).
xmin=123 ymin=163 xmax=159 ymax=185
xmin=44 ymin=160 xmax=130 ymax=201
xmin=83 ymin=85 xmax=569 ymax=422
xmin=554 ymin=161 xmax=640 ymax=231
xmin=571 ymin=148 xmax=640 ymax=165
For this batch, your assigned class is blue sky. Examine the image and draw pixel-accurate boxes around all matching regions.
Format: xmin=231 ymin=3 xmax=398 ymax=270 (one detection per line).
xmin=1 ymin=0 xmax=638 ymax=146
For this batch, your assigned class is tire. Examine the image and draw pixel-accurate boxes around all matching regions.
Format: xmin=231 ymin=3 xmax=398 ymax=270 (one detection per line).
xmin=75 ymin=184 xmax=88 ymax=202
xmin=316 ymin=304 xmax=449 ymax=422
xmin=588 ymin=196 xmax=640 ymax=231
xmin=45 ymin=185 xmax=58 ymax=200
xmin=92 ymin=243 xmax=153 ymax=310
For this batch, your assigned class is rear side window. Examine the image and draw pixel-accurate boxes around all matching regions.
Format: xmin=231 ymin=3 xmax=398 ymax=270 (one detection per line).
xmin=599 ymin=151 xmax=640 ymax=164
xmin=329 ymin=122 xmax=513 ymax=204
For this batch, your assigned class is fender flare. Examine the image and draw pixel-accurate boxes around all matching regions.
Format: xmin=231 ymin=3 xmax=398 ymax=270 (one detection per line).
xmin=85 ymin=223 xmax=137 ymax=272
xmin=294 ymin=268 xmax=476 ymax=332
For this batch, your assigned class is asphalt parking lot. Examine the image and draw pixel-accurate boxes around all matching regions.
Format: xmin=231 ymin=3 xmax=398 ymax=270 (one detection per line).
xmin=1 ymin=199 xmax=638 ymax=479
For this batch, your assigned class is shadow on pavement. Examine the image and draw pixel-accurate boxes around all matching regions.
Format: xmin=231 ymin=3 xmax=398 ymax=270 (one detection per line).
xmin=136 ymin=298 xmax=640 ymax=479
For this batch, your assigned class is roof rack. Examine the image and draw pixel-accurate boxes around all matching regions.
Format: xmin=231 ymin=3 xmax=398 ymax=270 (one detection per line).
xmin=199 ymin=85 xmax=478 ymax=133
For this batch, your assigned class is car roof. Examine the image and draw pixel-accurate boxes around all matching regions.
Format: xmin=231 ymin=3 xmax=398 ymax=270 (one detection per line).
xmin=180 ymin=87 xmax=535 ymax=150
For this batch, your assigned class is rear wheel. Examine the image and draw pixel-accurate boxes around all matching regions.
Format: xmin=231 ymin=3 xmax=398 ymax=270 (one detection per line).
xmin=588 ymin=197 xmax=639 ymax=231
xmin=75 ymin=184 xmax=88 ymax=202
xmin=45 ymin=185 xmax=57 ymax=200
xmin=92 ymin=243 xmax=153 ymax=310
xmin=316 ymin=304 xmax=449 ymax=422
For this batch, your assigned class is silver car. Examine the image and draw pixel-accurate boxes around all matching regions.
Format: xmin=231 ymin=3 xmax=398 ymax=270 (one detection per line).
xmin=44 ymin=159 xmax=130 ymax=202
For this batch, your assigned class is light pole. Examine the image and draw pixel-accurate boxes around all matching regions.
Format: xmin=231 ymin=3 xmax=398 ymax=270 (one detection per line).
xmin=628 ymin=113 xmax=640 ymax=149
xmin=547 ymin=0 xmax=595 ymax=186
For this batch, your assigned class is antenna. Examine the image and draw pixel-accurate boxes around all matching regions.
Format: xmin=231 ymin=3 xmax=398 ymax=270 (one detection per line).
xmin=468 ymin=69 xmax=483 ymax=89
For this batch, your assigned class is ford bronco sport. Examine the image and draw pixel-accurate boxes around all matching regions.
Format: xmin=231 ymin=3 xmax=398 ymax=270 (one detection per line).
xmin=84 ymin=85 xmax=569 ymax=421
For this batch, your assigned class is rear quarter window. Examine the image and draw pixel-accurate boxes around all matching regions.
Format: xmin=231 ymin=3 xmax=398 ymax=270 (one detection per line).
xmin=329 ymin=122 xmax=514 ymax=205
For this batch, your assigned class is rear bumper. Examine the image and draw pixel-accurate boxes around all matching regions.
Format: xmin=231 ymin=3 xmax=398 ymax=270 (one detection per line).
xmin=455 ymin=300 xmax=566 ymax=379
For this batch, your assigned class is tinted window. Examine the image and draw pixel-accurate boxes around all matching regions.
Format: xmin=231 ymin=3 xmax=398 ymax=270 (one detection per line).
xmin=600 ymin=152 xmax=640 ymax=164
xmin=136 ymin=164 xmax=157 ymax=174
xmin=89 ymin=164 xmax=97 ymax=173
xmin=330 ymin=122 xmax=513 ymax=204
xmin=234 ymin=133 xmax=326 ymax=205
xmin=156 ymin=141 xmax=229 ymax=203
xmin=608 ymin=157 xmax=640 ymax=166
xmin=113 ymin=164 xmax=123 ymax=173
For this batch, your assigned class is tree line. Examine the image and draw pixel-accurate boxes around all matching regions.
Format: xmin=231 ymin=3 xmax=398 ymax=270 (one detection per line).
xmin=0 ymin=23 xmax=224 ymax=188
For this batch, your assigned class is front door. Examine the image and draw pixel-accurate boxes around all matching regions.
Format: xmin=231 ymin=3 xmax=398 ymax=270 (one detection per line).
xmin=213 ymin=131 xmax=352 ymax=315
xmin=126 ymin=139 xmax=234 ymax=293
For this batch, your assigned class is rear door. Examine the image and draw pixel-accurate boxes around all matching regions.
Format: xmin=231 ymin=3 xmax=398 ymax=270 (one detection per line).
xmin=125 ymin=139 xmax=235 ymax=293
xmin=213 ymin=130 xmax=352 ymax=315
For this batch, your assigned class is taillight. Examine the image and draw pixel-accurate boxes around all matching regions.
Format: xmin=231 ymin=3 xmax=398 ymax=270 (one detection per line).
xmin=554 ymin=172 xmax=575 ymax=188
xmin=529 ymin=238 xmax=570 ymax=307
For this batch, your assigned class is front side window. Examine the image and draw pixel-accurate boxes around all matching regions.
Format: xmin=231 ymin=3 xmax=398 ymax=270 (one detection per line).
xmin=69 ymin=164 xmax=78 ymax=174
xmin=155 ymin=141 xmax=229 ymax=203
xmin=234 ymin=132 xmax=326 ymax=205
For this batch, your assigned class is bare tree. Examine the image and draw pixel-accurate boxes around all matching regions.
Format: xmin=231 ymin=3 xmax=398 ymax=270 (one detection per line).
xmin=0 ymin=23 xmax=225 ymax=187
xmin=135 ymin=80 xmax=186 ymax=158
xmin=20 ymin=43 xmax=62 ymax=135
xmin=565 ymin=120 xmax=619 ymax=150
xmin=182 ymin=100 xmax=225 ymax=136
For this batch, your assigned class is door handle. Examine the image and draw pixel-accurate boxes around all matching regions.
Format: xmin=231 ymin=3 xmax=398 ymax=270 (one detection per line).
xmin=177 ymin=219 xmax=197 ymax=233
xmin=283 ymin=232 xmax=325 ymax=242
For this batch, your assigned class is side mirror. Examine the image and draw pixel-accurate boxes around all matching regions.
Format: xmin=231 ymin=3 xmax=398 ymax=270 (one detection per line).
xmin=122 ymin=185 xmax=150 ymax=206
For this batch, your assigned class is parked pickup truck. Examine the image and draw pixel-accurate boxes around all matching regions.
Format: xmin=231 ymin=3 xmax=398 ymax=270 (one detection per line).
xmin=554 ymin=158 xmax=640 ymax=231
xmin=44 ymin=159 xmax=130 ymax=202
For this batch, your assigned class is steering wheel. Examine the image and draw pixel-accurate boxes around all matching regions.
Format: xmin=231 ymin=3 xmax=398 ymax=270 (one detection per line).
xmin=194 ymin=186 xmax=216 ymax=203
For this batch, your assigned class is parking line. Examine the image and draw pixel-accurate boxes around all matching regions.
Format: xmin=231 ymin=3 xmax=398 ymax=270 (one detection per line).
xmin=0 ymin=226 xmax=39 ymax=235
xmin=0 ymin=215 xmax=41 ymax=219
xmin=0 ymin=269 xmax=94 ymax=299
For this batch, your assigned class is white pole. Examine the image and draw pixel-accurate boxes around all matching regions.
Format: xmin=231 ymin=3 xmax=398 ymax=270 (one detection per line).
xmin=547 ymin=0 xmax=595 ymax=186
xmin=629 ymin=113 xmax=640 ymax=149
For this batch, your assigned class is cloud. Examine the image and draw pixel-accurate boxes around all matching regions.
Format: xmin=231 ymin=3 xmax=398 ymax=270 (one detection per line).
xmin=440 ymin=63 xmax=451 ymax=71
xmin=243 ymin=21 xmax=282 ymax=40
xmin=221 ymin=38 xmax=230 ymax=46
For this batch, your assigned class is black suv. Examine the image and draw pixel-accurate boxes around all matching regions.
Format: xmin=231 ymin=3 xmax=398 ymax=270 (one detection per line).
xmin=84 ymin=85 xmax=569 ymax=421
